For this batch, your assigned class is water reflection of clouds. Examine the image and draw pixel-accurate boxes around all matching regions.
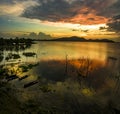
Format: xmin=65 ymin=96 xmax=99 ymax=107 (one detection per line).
xmin=32 ymin=59 xmax=108 ymax=81
xmin=26 ymin=42 xmax=108 ymax=61
xmin=28 ymin=58 xmax=118 ymax=95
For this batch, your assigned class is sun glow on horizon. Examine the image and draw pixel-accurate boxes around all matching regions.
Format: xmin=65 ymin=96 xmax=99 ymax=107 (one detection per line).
xmin=41 ymin=21 xmax=107 ymax=30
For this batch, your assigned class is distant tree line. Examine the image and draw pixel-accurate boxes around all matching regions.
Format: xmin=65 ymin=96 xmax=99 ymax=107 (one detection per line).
xmin=0 ymin=37 xmax=34 ymax=51
xmin=0 ymin=37 xmax=33 ymax=45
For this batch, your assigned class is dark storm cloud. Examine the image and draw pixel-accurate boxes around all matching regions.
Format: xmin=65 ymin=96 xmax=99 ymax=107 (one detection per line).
xmin=22 ymin=0 xmax=82 ymax=22
xmin=21 ymin=0 xmax=94 ymax=23
xmin=103 ymin=0 xmax=120 ymax=33
xmin=0 ymin=0 xmax=14 ymax=4
xmin=0 ymin=0 xmax=36 ymax=5
xmin=97 ymin=0 xmax=120 ymax=18
xmin=1 ymin=0 xmax=120 ymax=25
xmin=109 ymin=0 xmax=120 ymax=15
xmin=21 ymin=0 xmax=120 ymax=24
xmin=99 ymin=27 xmax=107 ymax=30
xmin=0 ymin=0 xmax=25 ymax=4
xmin=107 ymin=15 xmax=120 ymax=33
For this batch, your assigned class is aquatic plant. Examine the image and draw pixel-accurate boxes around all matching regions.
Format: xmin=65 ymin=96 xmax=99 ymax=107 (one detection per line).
xmin=5 ymin=53 xmax=20 ymax=61
xmin=23 ymin=52 xmax=36 ymax=57
xmin=19 ymin=63 xmax=39 ymax=72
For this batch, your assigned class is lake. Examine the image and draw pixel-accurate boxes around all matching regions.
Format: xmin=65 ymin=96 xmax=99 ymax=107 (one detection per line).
xmin=1 ymin=41 xmax=120 ymax=62
xmin=0 ymin=41 xmax=120 ymax=113
xmin=1 ymin=41 xmax=120 ymax=81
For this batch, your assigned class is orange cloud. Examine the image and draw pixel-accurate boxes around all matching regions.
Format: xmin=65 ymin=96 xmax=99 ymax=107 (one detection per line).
xmin=61 ymin=7 xmax=109 ymax=25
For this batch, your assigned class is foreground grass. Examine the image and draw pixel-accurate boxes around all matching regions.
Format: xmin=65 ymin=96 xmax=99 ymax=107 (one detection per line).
xmin=0 ymin=78 xmax=120 ymax=114
xmin=0 ymin=59 xmax=120 ymax=114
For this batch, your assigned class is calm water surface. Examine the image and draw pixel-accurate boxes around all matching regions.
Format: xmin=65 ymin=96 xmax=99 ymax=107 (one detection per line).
xmin=22 ymin=42 xmax=120 ymax=61
xmin=1 ymin=42 xmax=120 ymax=61
xmin=1 ymin=42 xmax=120 ymax=81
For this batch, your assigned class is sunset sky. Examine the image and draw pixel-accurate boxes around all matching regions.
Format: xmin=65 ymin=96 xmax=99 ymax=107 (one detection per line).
xmin=0 ymin=0 xmax=120 ymax=40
